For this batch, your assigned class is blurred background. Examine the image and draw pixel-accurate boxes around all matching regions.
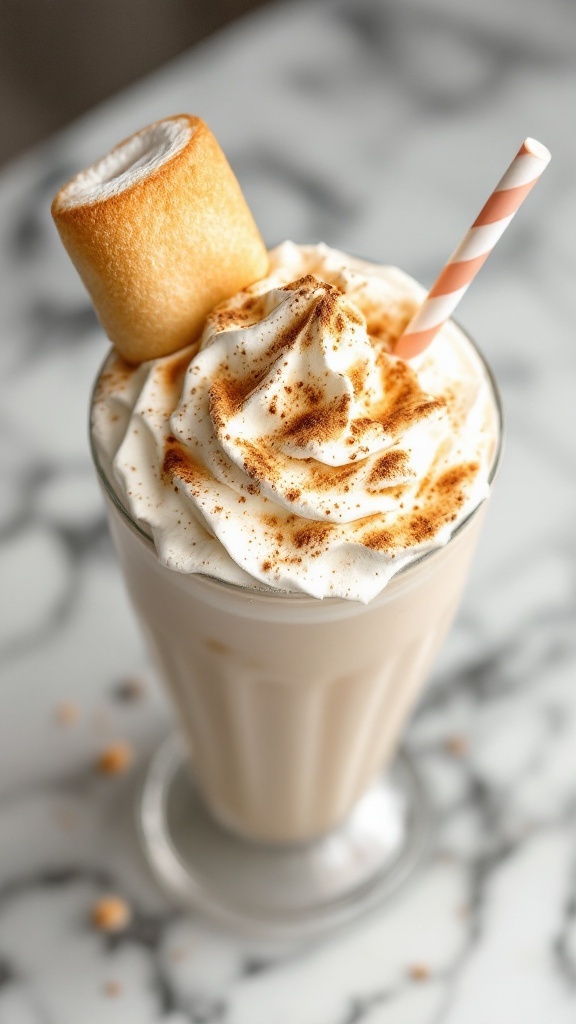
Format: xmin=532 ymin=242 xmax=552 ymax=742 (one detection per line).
xmin=0 ymin=0 xmax=267 ymax=166
xmin=0 ymin=1 xmax=575 ymax=1019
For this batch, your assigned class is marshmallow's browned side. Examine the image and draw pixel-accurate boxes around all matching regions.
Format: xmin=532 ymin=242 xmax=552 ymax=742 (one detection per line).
xmin=51 ymin=115 xmax=269 ymax=364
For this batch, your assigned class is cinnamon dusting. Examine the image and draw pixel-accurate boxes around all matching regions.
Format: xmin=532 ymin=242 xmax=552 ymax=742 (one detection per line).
xmin=96 ymin=251 xmax=489 ymax=598
xmin=264 ymin=303 xmax=317 ymax=357
xmin=292 ymin=521 xmax=334 ymax=549
xmin=366 ymin=296 xmax=416 ymax=346
xmin=349 ymin=361 xmax=368 ymax=396
xmin=308 ymin=460 xmax=360 ymax=491
xmin=283 ymin=274 xmax=329 ymax=292
xmin=209 ymin=369 xmax=268 ymax=426
xmin=356 ymin=455 xmax=480 ymax=552
xmin=280 ymin=393 xmax=351 ymax=448
xmin=161 ymin=348 xmax=196 ymax=392
xmin=372 ymin=358 xmax=445 ymax=437
xmin=239 ymin=441 xmax=279 ymax=484
xmin=162 ymin=438 xmax=208 ymax=489
xmin=366 ymin=450 xmax=409 ymax=486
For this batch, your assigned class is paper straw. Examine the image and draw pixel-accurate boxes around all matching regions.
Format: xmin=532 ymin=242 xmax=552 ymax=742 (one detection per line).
xmin=393 ymin=137 xmax=551 ymax=360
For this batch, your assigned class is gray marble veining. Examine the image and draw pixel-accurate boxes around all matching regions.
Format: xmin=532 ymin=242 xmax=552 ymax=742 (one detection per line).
xmin=1 ymin=0 xmax=575 ymax=1020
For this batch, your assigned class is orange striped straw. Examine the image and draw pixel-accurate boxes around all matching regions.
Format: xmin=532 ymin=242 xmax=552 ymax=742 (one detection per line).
xmin=393 ymin=137 xmax=551 ymax=360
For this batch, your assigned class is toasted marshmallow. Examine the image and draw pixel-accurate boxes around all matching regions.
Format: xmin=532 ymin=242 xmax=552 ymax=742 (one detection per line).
xmin=52 ymin=115 xmax=269 ymax=363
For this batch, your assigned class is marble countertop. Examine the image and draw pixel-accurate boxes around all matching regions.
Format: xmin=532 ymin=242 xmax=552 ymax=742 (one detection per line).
xmin=1 ymin=0 xmax=575 ymax=1020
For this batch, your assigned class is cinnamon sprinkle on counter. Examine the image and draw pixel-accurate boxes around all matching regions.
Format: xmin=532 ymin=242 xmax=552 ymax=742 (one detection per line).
xmin=55 ymin=701 xmax=80 ymax=726
xmin=95 ymin=742 xmax=134 ymax=776
xmin=408 ymin=963 xmax=431 ymax=982
xmin=91 ymin=896 xmax=132 ymax=933
xmin=103 ymin=980 xmax=123 ymax=998
xmin=444 ymin=735 xmax=469 ymax=757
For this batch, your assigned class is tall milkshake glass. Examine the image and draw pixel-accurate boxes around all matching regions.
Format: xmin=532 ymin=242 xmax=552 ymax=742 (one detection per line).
xmin=90 ymin=333 xmax=502 ymax=939
xmin=52 ymin=118 xmax=547 ymax=940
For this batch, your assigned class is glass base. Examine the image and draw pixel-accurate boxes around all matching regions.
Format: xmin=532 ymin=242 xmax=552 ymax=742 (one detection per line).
xmin=139 ymin=735 xmax=433 ymax=942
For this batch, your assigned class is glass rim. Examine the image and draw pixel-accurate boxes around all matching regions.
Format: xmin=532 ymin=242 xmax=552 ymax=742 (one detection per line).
xmin=89 ymin=324 xmax=503 ymax=601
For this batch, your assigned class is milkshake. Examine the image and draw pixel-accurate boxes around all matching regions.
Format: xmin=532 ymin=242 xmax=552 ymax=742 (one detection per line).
xmin=52 ymin=115 xmax=502 ymax=930
xmin=90 ymin=241 xmax=500 ymax=842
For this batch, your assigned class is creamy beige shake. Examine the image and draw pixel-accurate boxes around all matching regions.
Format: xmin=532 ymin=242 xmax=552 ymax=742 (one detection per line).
xmin=91 ymin=242 xmax=500 ymax=843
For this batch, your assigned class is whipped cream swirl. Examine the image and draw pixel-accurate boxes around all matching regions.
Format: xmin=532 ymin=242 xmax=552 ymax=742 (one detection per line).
xmin=92 ymin=243 xmax=498 ymax=601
